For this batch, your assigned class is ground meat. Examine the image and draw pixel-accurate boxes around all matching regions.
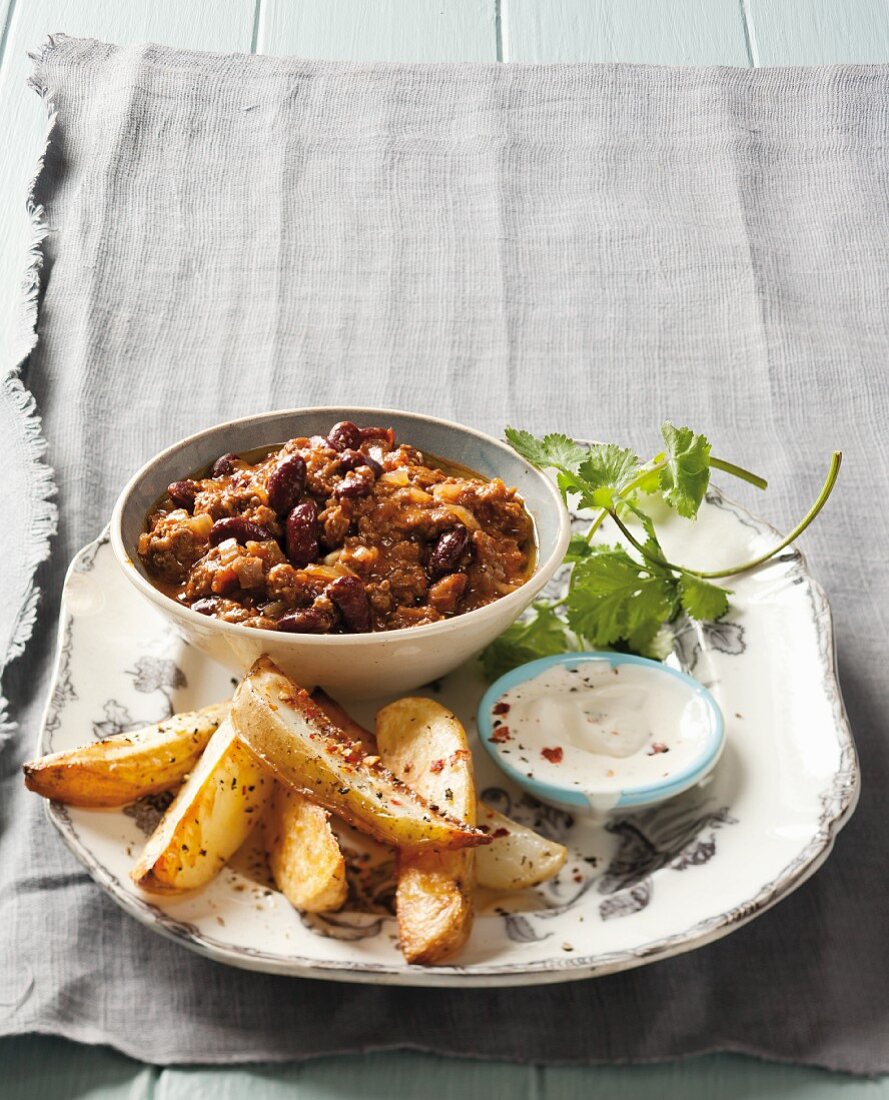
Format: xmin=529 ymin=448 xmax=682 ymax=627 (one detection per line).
xmin=139 ymin=422 xmax=533 ymax=632
xmin=184 ymin=538 xmax=283 ymax=600
xmin=319 ymin=501 xmax=352 ymax=549
xmin=137 ymin=510 xmax=212 ymax=584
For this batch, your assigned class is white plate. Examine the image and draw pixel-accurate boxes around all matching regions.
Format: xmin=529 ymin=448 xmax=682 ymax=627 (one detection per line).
xmin=38 ymin=488 xmax=859 ymax=986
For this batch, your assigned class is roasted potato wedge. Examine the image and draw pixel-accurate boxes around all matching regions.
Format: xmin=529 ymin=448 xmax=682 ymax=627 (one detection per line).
xmin=131 ymin=716 xmax=272 ymax=893
xmin=231 ymin=659 xmax=488 ymax=852
xmin=262 ymin=690 xmax=368 ymax=914
xmin=265 ymin=784 xmax=348 ymax=913
xmin=475 ymin=803 xmax=568 ymax=891
xmin=312 ymin=688 xmax=376 ymax=753
xmin=376 ymin=697 xmax=476 ymax=965
xmin=22 ymin=703 xmax=228 ymax=807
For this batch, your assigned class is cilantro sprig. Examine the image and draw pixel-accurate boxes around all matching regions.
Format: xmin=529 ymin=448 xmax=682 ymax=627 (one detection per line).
xmin=481 ymin=424 xmax=841 ymax=679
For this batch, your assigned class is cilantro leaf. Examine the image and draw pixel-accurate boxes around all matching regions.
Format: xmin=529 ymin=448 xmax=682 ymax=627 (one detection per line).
xmin=505 ymin=428 xmax=587 ymax=474
xmin=565 ymin=534 xmax=593 ymax=563
xmin=480 ymin=605 xmax=573 ymax=680
xmin=481 ymin=420 xmax=839 ymax=682
xmin=635 ymin=464 xmax=663 ymax=495
xmin=659 ymin=423 xmax=711 ymax=518
xmin=575 ymin=444 xmax=640 ymax=508
xmin=678 ymin=576 xmax=731 ymax=621
xmin=566 ymin=546 xmax=678 ymax=649
xmin=622 ymin=499 xmax=663 ymax=554
xmin=556 ymin=469 xmax=589 ymax=503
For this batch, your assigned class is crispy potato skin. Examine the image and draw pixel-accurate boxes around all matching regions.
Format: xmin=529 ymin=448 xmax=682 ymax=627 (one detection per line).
xmin=396 ymin=853 xmax=473 ymax=964
xmin=131 ymin=717 xmax=272 ymax=893
xmin=265 ymin=784 xmax=348 ymax=913
xmin=376 ymin=697 xmax=476 ymax=965
xmin=22 ymin=703 xmax=228 ymax=807
xmin=231 ymin=659 xmax=488 ymax=852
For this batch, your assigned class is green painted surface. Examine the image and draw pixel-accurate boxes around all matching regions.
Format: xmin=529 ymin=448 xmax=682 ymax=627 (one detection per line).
xmin=747 ymin=0 xmax=889 ymax=64
xmin=5 ymin=1038 xmax=889 ymax=1099
xmin=257 ymin=0 xmax=498 ymax=61
xmin=2 ymin=0 xmax=888 ymax=1095
xmin=502 ymin=0 xmax=750 ymax=63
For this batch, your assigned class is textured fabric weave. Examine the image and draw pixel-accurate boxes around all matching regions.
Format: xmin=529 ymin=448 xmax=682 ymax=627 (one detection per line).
xmin=2 ymin=36 xmax=888 ymax=1073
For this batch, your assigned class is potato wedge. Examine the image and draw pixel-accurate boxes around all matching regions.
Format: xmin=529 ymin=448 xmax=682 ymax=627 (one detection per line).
xmin=376 ymin=697 xmax=476 ymax=965
xmin=131 ymin=716 xmax=272 ymax=893
xmin=22 ymin=703 xmax=228 ymax=807
xmin=265 ymin=690 xmax=370 ymax=915
xmin=311 ymin=689 xmax=376 ymax=753
xmin=475 ymin=803 xmax=568 ymax=891
xmin=265 ymin=784 xmax=347 ymax=913
xmin=231 ymin=659 xmax=488 ymax=852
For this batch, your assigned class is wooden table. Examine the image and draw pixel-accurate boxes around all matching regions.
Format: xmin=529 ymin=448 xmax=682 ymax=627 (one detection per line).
xmin=3 ymin=2 xmax=887 ymax=1095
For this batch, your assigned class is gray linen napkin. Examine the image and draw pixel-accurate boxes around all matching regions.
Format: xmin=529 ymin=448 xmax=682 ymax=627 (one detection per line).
xmin=2 ymin=36 xmax=888 ymax=1073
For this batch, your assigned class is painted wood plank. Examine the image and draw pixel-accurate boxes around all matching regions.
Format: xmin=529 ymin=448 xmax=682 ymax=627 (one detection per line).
xmin=257 ymin=0 xmax=498 ymax=61
xmin=502 ymin=0 xmax=751 ymax=64
xmin=746 ymin=0 xmax=889 ymax=65
xmin=6 ymin=1037 xmax=889 ymax=1099
xmin=0 ymin=0 xmax=256 ymax=369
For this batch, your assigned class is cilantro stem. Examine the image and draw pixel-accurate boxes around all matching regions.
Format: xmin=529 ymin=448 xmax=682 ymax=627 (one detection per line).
xmin=623 ymin=460 xmax=666 ymax=495
xmin=710 ymin=457 xmax=768 ymax=491
xmin=536 ymin=595 xmax=568 ymax=610
xmin=583 ymin=454 xmax=766 ymax=549
xmin=608 ymin=452 xmax=842 ymax=581
xmin=585 ymin=511 xmax=608 ymax=540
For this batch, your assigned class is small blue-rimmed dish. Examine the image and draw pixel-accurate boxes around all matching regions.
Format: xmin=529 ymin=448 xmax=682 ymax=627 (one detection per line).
xmin=478 ymin=652 xmax=725 ymax=815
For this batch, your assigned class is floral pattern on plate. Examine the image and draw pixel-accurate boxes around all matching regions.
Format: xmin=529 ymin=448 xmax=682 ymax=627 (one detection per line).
xmin=37 ymin=489 xmax=858 ymax=986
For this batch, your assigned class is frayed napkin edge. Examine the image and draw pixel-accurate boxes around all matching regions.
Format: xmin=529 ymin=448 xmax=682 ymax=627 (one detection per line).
xmin=0 ymin=36 xmax=64 ymax=745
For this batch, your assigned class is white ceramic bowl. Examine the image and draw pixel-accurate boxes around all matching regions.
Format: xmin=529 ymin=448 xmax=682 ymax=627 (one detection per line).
xmin=111 ymin=407 xmax=570 ymax=698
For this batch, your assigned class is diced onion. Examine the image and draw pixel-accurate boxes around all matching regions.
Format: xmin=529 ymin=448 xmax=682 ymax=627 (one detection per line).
xmin=444 ymin=504 xmax=480 ymax=530
xmin=381 ymin=469 xmax=409 ymax=486
xmin=302 ymin=564 xmax=340 ymax=581
xmin=431 ymin=482 xmax=464 ymax=504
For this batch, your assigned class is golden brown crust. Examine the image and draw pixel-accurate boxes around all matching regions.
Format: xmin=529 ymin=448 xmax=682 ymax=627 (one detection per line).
xmin=131 ymin=718 xmax=271 ymax=893
xmin=265 ymin=785 xmax=348 ymax=913
xmin=22 ymin=703 xmax=228 ymax=807
xmin=231 ymin=659 xmax=489 ymax=852
xmin=376 ymin=696 xmax=477 ymax=965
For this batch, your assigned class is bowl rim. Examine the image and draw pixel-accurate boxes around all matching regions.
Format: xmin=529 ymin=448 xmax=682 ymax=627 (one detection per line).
xmin=477 ymin=650 xmax=726 ymax=811
xmin=110 ymin=406 xmax=572 ymax=646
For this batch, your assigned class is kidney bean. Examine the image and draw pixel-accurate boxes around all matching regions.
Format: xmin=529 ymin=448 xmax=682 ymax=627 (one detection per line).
xmin=191 ymin=597 xmax=219 ymax=615
xmin=359 ymin=426 xmax=395 ymax=449
xmin=167 ymin=479 xmax=199 ymax=510
xmin=209 ymin=452 xmax=239 ymax=478
xmin=327 ymin=421 xmax=362 ymax=452
xmin=267 ymin=453 xmax=307 ymax=515
xmin=285 ymin=500 xmax=319 ymax=567
xmin=209 ymin=517 xmax=274 ymax=546
xmin=338 ymin=449 xmax=382 ymax=477
xmin=277 ymin=607 xmax=333 ymax=634
xmin=428 ymin=526 xmax=471 ymax=577
xmin=327 ymin=575 xmax=372 ymax=633
xmin=335 ymin=470 xmax=374 ymax=499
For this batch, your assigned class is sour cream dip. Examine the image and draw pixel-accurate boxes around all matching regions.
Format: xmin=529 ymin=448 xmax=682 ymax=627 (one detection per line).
xmin=479 ymin=654 xmax=725 ymax=814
